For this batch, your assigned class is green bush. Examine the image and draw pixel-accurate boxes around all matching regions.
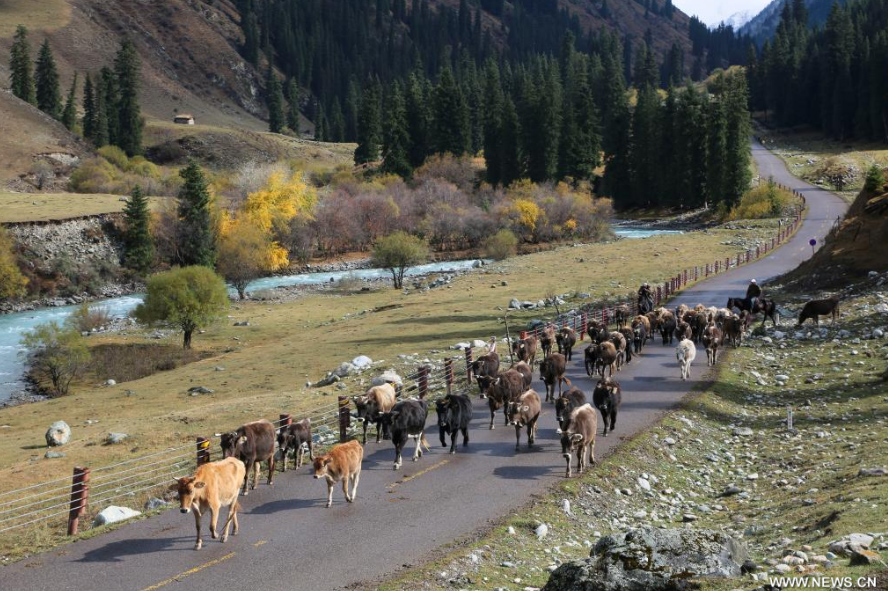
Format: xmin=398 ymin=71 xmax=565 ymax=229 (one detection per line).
xmin=98 ymin=145 xmax=130 ymax=170
xmin=371 ymin=231 xmax=429 ymax=289
xmin=864 ymin=165 xmax=885 ymax=193
xmin=726 ymin=179 xmax=794 ymax=221
xmin=21 ymin=321 xmax=90 ymax=396
xmin=483 ymin=229 xmax=518 ymax=260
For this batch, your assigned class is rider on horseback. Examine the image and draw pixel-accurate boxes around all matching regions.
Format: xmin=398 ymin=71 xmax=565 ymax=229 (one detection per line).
xmin=746 ymin=279 xmax=762 ymax=311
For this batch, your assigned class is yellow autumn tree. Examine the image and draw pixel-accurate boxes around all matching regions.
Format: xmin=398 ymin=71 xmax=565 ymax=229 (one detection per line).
xmin=510 ymin=199 xmax=542 ymax=240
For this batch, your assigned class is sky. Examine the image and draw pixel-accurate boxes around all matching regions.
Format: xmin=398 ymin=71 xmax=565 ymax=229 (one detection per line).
xmin=672 ymin=0 xmax=773 ymax=26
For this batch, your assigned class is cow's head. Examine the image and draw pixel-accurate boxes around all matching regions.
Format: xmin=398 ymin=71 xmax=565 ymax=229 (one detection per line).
xmin=169 ymin=476 xmax=205 ymax=513
xmin=436 ymin=398 xmax=455 ymax=428
xmin=352 ymin=395 xmax=375 ymax=424
xmin=506 ymin=401 xmax=531 ymax=426
xmin=312 ymin=455 xmax=333 ymax=479
xmin=555 ymin=397 xmax=570 ymax=432
xmin=377 ymin=410 xmax=399 ymax=430
xmin=219 ymin=431 xmax=242 ymax=459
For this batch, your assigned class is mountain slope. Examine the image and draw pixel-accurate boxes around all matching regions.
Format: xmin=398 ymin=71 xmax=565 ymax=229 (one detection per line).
xmin=740 ymin=0 xmax=849 ymax=44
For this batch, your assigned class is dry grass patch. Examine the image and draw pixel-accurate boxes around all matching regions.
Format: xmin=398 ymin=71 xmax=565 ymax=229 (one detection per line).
xmin=0 ymin=191 xmax=165 ymax=223
xmin=0 ymin=0 xmax=71 ymax=37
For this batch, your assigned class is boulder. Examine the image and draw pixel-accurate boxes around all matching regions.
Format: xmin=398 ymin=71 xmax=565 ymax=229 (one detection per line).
xmin=850 ymin=548 xmax=885 ymax=567
xmin=732 ymin=427 xmax=754 ymax=437
xmin=351 ymin=356 xmax=373 ymax=369
xmin=44 ymin=451 xmax=66 ymax=459
xmin=371 ymin=371 xmax=403 ymax=387
xmin=105 ymin=379 xmax=116 ymax=386
xmin=451 ymin=342 xmax=471 ymax=350
xmin=144 ymin=498 xmax=169 ymax=511
xmin=542 ymin=528 xmax=748 ymax=591
xmin=45 ymin=421 xmax=71 ymax=447
xmin=858 ymin=467 xmax=888 ymax=477
xmin=333 ymin=362 xmax=356 ymax=378
xmin=106 ymin=433 xmax=129 ymax=444
xmin=93 ymin=506 xmax=141 ymax=526
xmin=187 ymin=386 xmax=214 ymax=395
xmin=509 ymin=298 xmax=521 ymax=310
xmin=472 ymin=339 xmax=488 ymax=348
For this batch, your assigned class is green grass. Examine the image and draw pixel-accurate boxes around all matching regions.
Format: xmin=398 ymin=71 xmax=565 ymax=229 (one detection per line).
xmin=379 ymin=281 xmax=888 ymax=591
xmin=0 ymin=191 xmax=165 ymax=223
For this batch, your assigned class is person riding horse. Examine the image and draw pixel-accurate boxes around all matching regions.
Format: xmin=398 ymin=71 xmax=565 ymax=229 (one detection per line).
xmin=637 ymin=283 xmax=654 ymax=314
xmin=746 ymin=279 xmax=762 ymax=311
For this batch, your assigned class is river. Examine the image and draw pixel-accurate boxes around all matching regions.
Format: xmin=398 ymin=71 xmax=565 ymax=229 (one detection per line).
xmin=0 ymin=227 xmax=679 ymax=403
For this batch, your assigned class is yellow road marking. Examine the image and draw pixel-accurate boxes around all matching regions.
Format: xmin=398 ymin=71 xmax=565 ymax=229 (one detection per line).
xmin=253 ymin=540 xmax=267 ymax=548
xmin=388 ymin=458 xmax=450 ymax=489
xmin=141 ymin=552 xmax=236 ymax=591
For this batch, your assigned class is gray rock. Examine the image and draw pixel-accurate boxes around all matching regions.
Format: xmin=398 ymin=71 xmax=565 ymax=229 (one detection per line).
xmin=233 ymin=321 xmax=250 ymax=326
xmin=44 ymin=451 xmax=66 ymax=459
xmin=351 ymin=355 xmax=373 ymax=369
xmin=371 ymin=371 xmax=403 ymax=387
xmin=106 ymin=432 xmax=129 ymax=444
xmin=144 ymin=497 xmax=169 ymax=511
xmin=536 ymin=524 xmax=549 ymax=540
xmin=93 ymin=506 xmax=141 ymax=526
xmin=45 ymin=421 xmax=71 ymax=447
xmin=187 ymin=386 xmax=214 ymax=395
xmin=849 ymin=548 xmax=886 ymax=567
xmin=509 ymin=299 xmax=521 ymax=310
xmin=732 ymin=427 xmax=754 ymax=437
xmin=333 ymin=362 xmax=356 ymax=378
xmin=858 ymin=467 xmax=888 ymax=477
xmin=105 ymin=379 xmax=117 ymax=386
xmin=542 ymin=528 xmax=748 ymax=591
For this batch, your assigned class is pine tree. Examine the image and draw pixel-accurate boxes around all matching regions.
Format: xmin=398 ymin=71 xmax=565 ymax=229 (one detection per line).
xmin=431 ymin=65 xmax=470 ymax=156
xmin=35 ymin=39 xmax=61 ymax=119
xmin=9 ymin=25 xmax=36 ymax=105
xmin=115 ymin=39 xmax=143 ymax=155
xmin=82 ymin=74 xmax=97 ymax=142
xmin=705 ymin=98 xmax=728 ymax=208
xmin=242 ymin=10 xmax=260 ymax=66
xmin=354 ymin=79 xmax=382 ymax=164
xmin=100 ymin=67 xmax=119 ymax=147
xmin=266 ymin=66 xmax=285 ymax=133
xmin=559 ymin=57 xmax=601 ymax=181
xmin=329 ymin=98 xmax=346 ymax=142
xmin=482 ymin=60 xmax=504 ymax=185
xmin=285 ymin=78 xmax=300 ymax=133
xmin=499 ymin=95 xmax=522 ymax=186
xmin=93 ymin=77 xmax=110 ymax=147
xmin=722 ymin=72 xmax=752 ymax=208
xmin=123 ymin=185 xmax=154 ymax=273
xmin=177 ymin=161 xmax=216 ymax=268
xmin=405 ymin=72 xmax=430 ymax=168
xmin=630 ymin=84 xmax=662 ymax=207
xmin=601 ymin=57 xmax=632 ymax=206
xmin=61 ymin=74 xmax=78 ymax=132
xmin=381 ymin=83 xmax=412 ymax=178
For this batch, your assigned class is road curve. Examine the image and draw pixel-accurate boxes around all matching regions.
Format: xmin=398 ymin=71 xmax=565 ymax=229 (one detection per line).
xmin=0 ymin=141 xmax=848 ymax=591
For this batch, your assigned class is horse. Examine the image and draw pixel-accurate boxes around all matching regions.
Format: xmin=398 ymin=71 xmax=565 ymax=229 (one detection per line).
xmin=637 ymin=293 xmax=654 ymax=315
xmin=726 ymin=297 xmax=779 ymax=327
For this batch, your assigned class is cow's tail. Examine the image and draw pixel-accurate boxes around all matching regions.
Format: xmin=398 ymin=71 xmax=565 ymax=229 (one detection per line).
xmin=420 ymin=433 xmax=431 ymax=451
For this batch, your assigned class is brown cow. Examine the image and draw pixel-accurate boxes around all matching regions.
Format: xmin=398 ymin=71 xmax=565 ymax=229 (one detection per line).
xmin=675 ymin=319 xmax=693 ymax=341
xmin=352 ymin=383 xmax=397 ymax=444
xmin=540 ymin=324 xmax=557 ymax=358
xmin=511 ymin=360 xmax=533 ymax=390
xmin=722 ymin=315 xmax=743 ymax=348
xmin=659 ymin=311 xmax=677 ymax=345
xmin=556 ymin=327 xmax=577 ymax=360
xmin=702 ymin=322 xmax=723 ymax=366
xmin=469 ymin=351 xmax=500 ymax=397
xmin=512 ymin=335 xmax=539 ymax=367
xmin=506 ymin=389 xmax=541 ymax=451
xmin=595 ymin=341 xmax=618 ymax=377
xmin=609 ymin=331 xmax=628 ymax=371
xmin=312 ymin=440 xmax=363 ymax=508
xmin=615 ymin=304 xmax=632 ymax=328
xmin=633 ymin=315 xmax=652 ymax=342
xmin=560 ymin=403 xmax=597 ymax=478
xmin=539 ymin=353 xmax=568 ymax=402
xmin=486 ymin=369 xmax=525 ymax=429
xmin=277 ymin=418 xmax=314 ymax=471
xmin=798 ymin=295 xmax=841 ymax=325
xmin=219 ymin=420 xmax=276 ymax=496
xmin=170 ymin=457 xmax=245 ymax=550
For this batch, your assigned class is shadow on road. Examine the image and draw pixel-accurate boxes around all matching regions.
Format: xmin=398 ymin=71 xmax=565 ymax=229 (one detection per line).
xmin=77 ymin=537 xmax=181 ymax=562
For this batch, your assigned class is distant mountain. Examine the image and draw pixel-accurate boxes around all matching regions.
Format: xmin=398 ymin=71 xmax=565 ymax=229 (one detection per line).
xmin=739 ymin=0 xmax=849 ymax=44
xmin=718 ymin=10 xmax=754 ymax=29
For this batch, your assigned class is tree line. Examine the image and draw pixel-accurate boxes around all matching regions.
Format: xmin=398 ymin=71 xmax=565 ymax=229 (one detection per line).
xmin=748 ymin=0 xmax=888 ymax=142
xmin=9 ymin=26 xmax=145 ymax=155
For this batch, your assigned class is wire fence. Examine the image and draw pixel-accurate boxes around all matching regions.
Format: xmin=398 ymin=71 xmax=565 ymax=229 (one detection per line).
xmin=0 ymin=201 xmax=806 ymax=543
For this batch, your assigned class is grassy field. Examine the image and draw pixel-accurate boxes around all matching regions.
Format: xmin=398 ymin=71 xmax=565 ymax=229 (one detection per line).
xmin=380 ymin=280 xmax=888 ymax=591
xmin=0 ymin=222 xmax=782 ymax=497
xmin=0 ymin=191 xmax=166 ymax=223
xmin=757 ymin=126 xmax=888 ymax=203
xmin=145 ymin=121 xmax=356 ymax=174
xmin=0 ymin=0 xmax=70 ymax=37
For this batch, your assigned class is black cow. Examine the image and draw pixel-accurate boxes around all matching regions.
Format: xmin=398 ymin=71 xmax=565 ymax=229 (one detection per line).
xmin=470 ymin=352 xmax=500 ymax=397
xmin=592 ymin=378 xmax=622 ymax=437
xmin=276 ymin=418 xmax=314 ymax=471
xmin=583 ymin=344 xmax=599 ymax=376
xmin=555 ymin=386 xmax=587 ymax=433
xmin=436 ymin=394 xmax=472 ymax=454
xmin=556 ymin=328 xmax=577 ymax=361
xmin=379 ymin=399 xmax=430 ymax=470
xmin=219 ymin=419 xmax=276 ymax=495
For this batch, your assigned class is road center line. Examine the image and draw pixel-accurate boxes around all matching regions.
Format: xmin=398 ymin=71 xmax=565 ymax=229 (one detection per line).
xmin=388 ymin=458 xmax=451 ymax=489
xmin=141 ymin=552 xmax=236 ymax=591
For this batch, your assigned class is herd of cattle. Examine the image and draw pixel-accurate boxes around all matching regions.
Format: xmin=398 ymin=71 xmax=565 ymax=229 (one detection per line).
xmin=169 ymin=293 xmax=843 ymax=550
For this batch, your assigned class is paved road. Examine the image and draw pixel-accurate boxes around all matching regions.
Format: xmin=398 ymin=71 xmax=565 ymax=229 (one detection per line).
xmin=0 ymin=142 xmax=848 ymax=591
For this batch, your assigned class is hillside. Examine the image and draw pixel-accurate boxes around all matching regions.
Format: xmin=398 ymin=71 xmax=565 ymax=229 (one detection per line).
xmin=740 ymin=0 xmax=849 ymax=44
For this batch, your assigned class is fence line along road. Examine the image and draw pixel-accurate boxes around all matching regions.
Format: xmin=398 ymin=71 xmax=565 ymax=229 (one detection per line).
xmin=0 ymin=202 xmax=804 ymax=544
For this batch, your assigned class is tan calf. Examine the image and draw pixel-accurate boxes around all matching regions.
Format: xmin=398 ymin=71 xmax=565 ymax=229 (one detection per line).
xmin=312 ymin=440 xmax=363 ymax=508
xmin=170 ymin=457 xmax=246 ymax=550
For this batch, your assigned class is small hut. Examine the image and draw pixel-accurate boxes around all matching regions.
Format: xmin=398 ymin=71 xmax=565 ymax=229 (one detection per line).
xmin=173 ymin=114 xmax=195 ymax=125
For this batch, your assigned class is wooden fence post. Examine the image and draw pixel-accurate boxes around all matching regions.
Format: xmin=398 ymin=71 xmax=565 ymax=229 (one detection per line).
xmin=465 ymin=346 xmax=473 ymax=382
xmin=444 ymin=358 xmax=454 ymax=396
xmin=196 ymin=436 xmax=210 ymax=466
xmin=338 ymin=396 xmax=350 ymax=442
xmin=417 ymin=365 xmax=430 ymax=399
xmin=67 ymin=466 xmax=90 ymax=536
xmin=279 ymin=413 xmax=292 ymax=428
